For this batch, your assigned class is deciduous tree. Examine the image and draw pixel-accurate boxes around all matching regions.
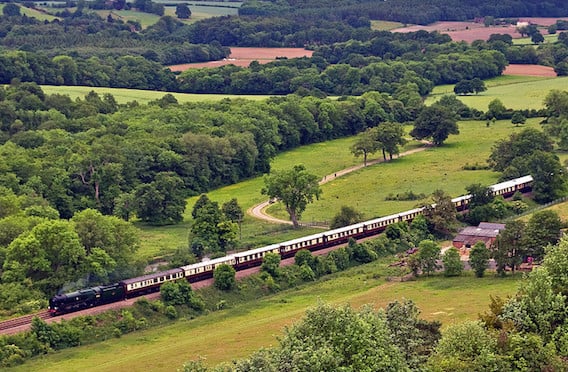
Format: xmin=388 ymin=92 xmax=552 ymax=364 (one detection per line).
xmin=421 ymin=190 xmax=458 ymax=237
xmin=524 ymin=210 xmax=562 ymax=261
xmin=277 ymin=303 xmax=408 ymax=371
xmin=213 ymin=264 xmax=236 ymax=290
xmin=469 ymin=242 xmax=490 ymax=278
xmin=417 ymin=240 xmax=441 ymax=276
xmin=330 ymin=205 xmax=364 ymax=228
xmin=175 ymin=4 xmax=191 ymax=19
xmin=410 ymin=105 xmax=459 ymax=146
xmin=376 ymin=121 xmax=407 ymax=160
xmin=350 ymin=128 xmax=380 ymax=166
xmin=511 ymin=111 xmax=526 ymax=126
xmin=442 ymin=247 xmax=463 ymax=276
xmin=493 ymin=220 xmax=526 ymax=275
xmin=260 ymin=252 xmax=281 ymax=278
xmin=261 ymin=165 xmax=321 ymax=228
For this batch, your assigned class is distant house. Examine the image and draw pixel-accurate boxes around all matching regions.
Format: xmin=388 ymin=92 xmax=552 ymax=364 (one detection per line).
xmin=452 ymin=222 xmax=506 ymax=249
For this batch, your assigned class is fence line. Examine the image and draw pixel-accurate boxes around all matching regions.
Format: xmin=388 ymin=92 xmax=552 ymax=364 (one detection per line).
xmin=504 ymin=195 xmax=568 ymax=222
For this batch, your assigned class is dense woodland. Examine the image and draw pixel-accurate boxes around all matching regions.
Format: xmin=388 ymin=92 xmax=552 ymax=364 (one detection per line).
xmin=240 ymin=0 xmax=568 ymax=25
xmin=2 ymin=0 xmax=568 ymax=369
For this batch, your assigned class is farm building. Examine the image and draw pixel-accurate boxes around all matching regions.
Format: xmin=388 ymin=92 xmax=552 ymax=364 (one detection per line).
xmin=452 ymin=222 xmax=505 ymax=249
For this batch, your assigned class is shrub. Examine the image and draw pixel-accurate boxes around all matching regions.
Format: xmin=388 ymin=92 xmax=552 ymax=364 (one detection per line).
xmin=165 ymin=305 xmax=178 ymax=319
xmin=213 ymin=264 xmax=236 ymax=291
xmin=300 ymin=264 xmax=316 ymax=281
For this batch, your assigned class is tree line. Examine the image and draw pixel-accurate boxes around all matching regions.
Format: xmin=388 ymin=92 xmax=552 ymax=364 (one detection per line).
xmin=0 ymin=84 xmax=420 ymax=223
xmin=239 ymin=0 xmax=568 ymax=25
xmin=0 ymin=13 xmax=230 ymax=66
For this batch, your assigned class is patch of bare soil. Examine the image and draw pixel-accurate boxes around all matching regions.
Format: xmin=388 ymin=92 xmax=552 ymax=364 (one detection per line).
xmin=503 ymin=64 xmax=557 ymax=77
xmin=393 ymin=17 xmax=568 ymax=43
xmin=169 ymin=47 xmax=313 ymax=71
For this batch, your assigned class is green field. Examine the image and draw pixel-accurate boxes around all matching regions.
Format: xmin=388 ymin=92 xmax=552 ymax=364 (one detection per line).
xmin=93 ymin=5 xmax=238 ymax=27
xmin=371 ymin=20 xmax=405 ymax=31
xmin=8 ymin=263 xmax=522 ymax=372
xmin=40 ymin=85 xmax=272 ymax=104
xmin=137 ymin=118 xmax=545 ymax=260
xmin=513 ymin=33 xmax=559 ymax=45
xmin=426 ymin=75 xmax=568 ymax=110
xmin=270 ymin=119 xmax=542 ymax=222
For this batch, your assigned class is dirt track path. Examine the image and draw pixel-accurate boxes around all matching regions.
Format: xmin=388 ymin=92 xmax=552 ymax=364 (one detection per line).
xmin=247 ymin=142 xmax=432 ymax=225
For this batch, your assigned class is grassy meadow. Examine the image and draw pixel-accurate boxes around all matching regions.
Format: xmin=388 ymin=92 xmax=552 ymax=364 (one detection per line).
xmin=512 ymin=33 xmax=559 ymax=45
xmin=371 ymin=20 xmax=405 ymax=31
xmin=8 ymin=261 xmax=522 ymax=372
xmin=425 ymin=75 xmax=568 ymax=110
xmin=40 ymin=85 xmax=272 ymax=105
xmin=269 ymin=119 xmax=542 ymax=222
xmin=93 ymin=5 xmax=238 ymax=27
xmin=137 ymin=118 xmax=546 ymax=260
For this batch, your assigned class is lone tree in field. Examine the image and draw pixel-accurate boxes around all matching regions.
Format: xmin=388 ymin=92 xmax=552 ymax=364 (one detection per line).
xmin=175 ymin=3 xmax=191 ymax=19
xmin=410 ymin=105 xmax=459 ymax=146
xmin=350 ymin=128 xmax=381 ymax=166
xmin=262 ymin=165 xmax=322 ymax=228
xmin=511 ymin=111 xmax=527 ymax=126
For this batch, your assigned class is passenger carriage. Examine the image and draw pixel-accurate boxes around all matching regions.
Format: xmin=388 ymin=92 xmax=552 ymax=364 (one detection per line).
xmin=49 ymin=175 xmax=535 ymax=316
xmin=181 ymin=255 xmax=236 ymax=282
xmin=234 ymin=244 xmax=280 ymax=270
xmin=279 ymin=232 xmax=327 ymax=258
xmin=120 ymin=268 xmax=184 ymax=297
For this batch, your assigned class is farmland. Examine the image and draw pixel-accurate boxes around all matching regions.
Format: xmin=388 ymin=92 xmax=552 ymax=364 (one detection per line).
xmin=40 ymin=86 xmax=271 ymax=104
xmin=426 ymin=74 xmax=568 ymax=110
xmin=169 ymin=47 xmax=314 ymax=70
xmin=392 ymin=17 xmax=568 ymax=43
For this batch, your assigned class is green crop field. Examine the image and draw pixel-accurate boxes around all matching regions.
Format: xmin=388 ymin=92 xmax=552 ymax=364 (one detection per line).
xmin=40 ymin=85 xmax=272 ymax=104
xmin=426 ymin=75 xmax=568 ymax=110
xmin=8 ymin=262 xmax=522 ymax=372
xmin=371 ymin=20 xmax=405 ymax=31
xmin=94 ymin=5 xmax=238 ymax=27
xmin=513 ymin=33 xmax=559 ymax=45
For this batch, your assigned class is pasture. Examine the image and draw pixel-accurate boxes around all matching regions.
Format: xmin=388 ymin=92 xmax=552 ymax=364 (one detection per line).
xmin=40 ymin=85 xmax=271 ymax=104
xmin=513 ymin=33 xmax=559 ymax=45
xmin=425 ymin=75 xmax=568 ymax=110
xmin=268 ymin=119 xmax=542 ymax=222
xmin=8 ymin=262 xmax=522 ymax=372
xmin=94 ymin=5 xmax=238 ymax=27
xmin=139 ymin=118 xmax=545 ymax=260
xmin=370 ymin=20 xmax=404 ymax=31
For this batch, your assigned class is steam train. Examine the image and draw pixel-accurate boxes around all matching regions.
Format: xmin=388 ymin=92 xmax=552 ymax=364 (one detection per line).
xmin=48 ymin=175 xmax=534 ymax=315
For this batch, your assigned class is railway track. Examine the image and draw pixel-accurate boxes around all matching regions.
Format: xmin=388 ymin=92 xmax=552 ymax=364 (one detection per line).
xmin=0 ymin=310 xmax=51 ymax=334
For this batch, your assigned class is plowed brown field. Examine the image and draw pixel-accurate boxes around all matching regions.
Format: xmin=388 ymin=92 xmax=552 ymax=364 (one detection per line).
xmin=393 ymin=17 xmax=568 ymax=43
xmin=169 ymin=47 xmax=313 ymax=71
xmin=503 ymin=64 xmax=557 ymax=77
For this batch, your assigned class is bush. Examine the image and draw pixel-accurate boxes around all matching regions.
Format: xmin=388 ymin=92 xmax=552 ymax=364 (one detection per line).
xmin=352 ymin=243 xmax=378 ymax=263
xmin=260 ymin=252 xmax=281 ymax=278
xmin=165 ymin=305 xmax=178 ymax=319
xmin=299 ymin=264 xmax=316 ymax=281
xmin=385 ymin=191 xmax=426 ymax=201
xmin=213 ymin=264 xmax=236 ymax=291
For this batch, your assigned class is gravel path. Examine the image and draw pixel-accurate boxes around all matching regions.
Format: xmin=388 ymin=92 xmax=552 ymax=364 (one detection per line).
xmin=247 ymin=142 xmax=432 ymax=225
